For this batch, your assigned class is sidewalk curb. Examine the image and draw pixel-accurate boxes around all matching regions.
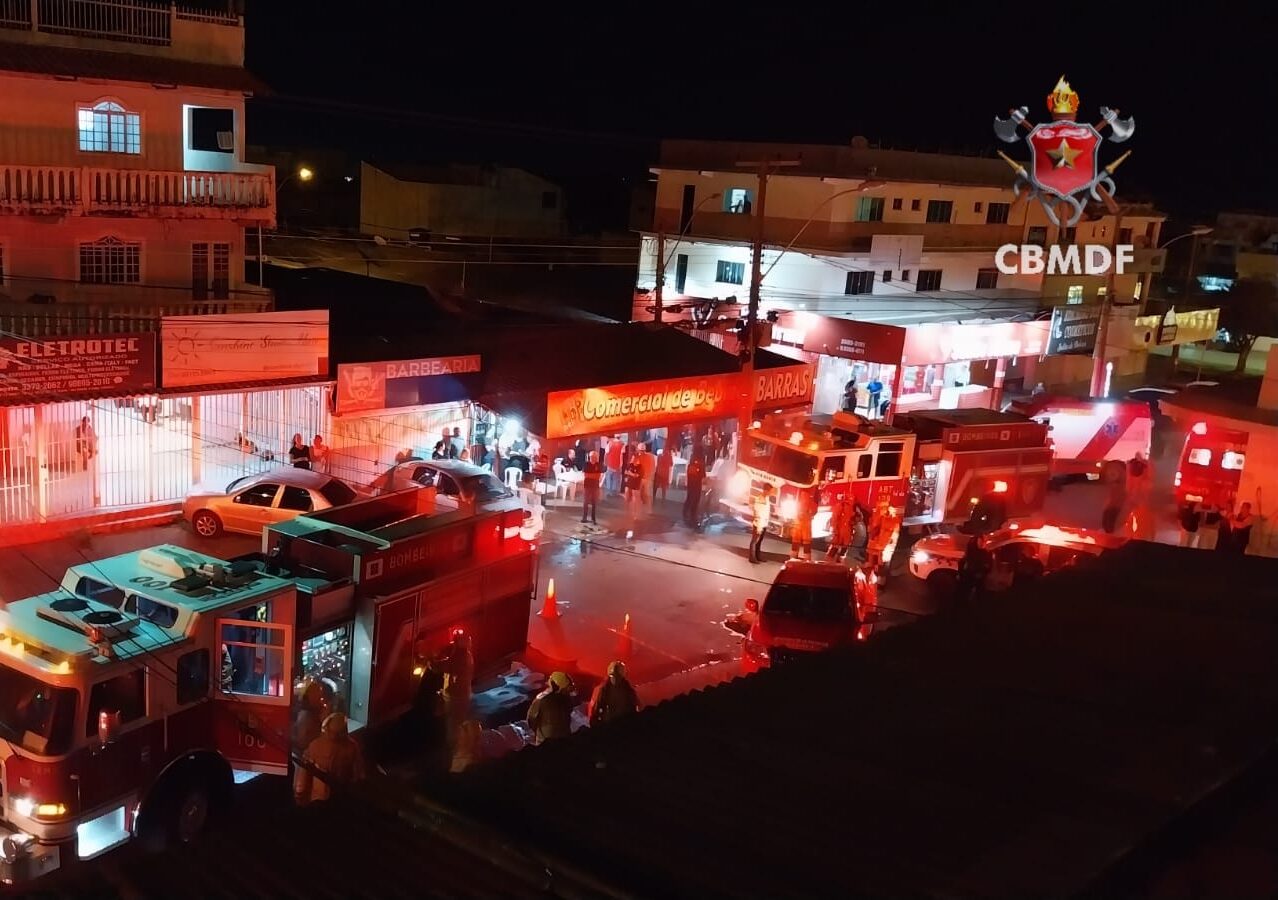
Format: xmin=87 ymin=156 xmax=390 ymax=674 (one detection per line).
xmin=0 ymin=503 xmax=183 ymax=549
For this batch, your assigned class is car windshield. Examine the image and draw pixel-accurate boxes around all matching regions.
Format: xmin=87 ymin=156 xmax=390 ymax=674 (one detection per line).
xmin=0 ymin=665 xmax=77 ymax=756
xmin=464 ymin=474 xmax=514 ymax=502
xmin=225 ymin=475 xmax=252 ymax=493
xmin=747 ymin=439 xmax=819 ymax=485
xmin=318 ymin=479 xmax=357 ymax=507
xmin=763 ymin=583 xmax=851 ymax=621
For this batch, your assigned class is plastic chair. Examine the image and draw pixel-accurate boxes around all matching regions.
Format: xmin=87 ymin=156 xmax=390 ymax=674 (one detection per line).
xmin=505 ymin=466 xmax=522 ymax=489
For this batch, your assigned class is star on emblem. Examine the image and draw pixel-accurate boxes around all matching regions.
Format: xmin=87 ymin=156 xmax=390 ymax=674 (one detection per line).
xmin=1046 ymin=138 xmax=1082 ymax=169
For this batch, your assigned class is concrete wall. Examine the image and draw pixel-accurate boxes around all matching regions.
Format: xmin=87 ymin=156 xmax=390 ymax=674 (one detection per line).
xmin=0 ymin=72 xmax=247 ymax=171
xmin=0 ymin=217 xmax=245 ymax=298
xmin=359 ymin=163 xmax=565 ymax=240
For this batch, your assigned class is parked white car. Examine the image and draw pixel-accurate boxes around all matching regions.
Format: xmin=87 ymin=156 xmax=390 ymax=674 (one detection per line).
xmin=183 ymin=468 xmax=361 ymax=537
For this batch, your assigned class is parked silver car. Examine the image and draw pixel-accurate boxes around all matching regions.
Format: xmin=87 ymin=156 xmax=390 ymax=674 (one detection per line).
xmin=183 ymin=468 xmax=361 ymax=537
xmin=369 ymin=459 xmax=515 ymax=507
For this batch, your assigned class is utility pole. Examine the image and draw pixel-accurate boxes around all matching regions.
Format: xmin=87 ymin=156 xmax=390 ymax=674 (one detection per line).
xmin=1090 ymin=203 xmax=1123 ymax=398
xmin=735 ymin=158 xmax=799 ymax=451
xmin=652 ymin=231 xmax=665 ymax=324
xmin=1170 ymin=232 xmax=1201 ymax=371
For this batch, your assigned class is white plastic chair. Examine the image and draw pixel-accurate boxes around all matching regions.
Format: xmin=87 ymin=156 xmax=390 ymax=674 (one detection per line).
xmin=505 ymin=466 xmax=522 ymax=489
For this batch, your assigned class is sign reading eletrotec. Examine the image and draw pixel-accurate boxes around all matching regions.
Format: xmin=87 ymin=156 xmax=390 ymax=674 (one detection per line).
xmin=0 ymin=333 xmax=156 ymax=401
xmin=1047 ymin=305 xmax=1101 ymax=356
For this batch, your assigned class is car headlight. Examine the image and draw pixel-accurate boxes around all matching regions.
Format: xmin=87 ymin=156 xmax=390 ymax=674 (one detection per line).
xmin=729 ymin=471 xmax=750 ymax=499
xmin=911 ymin=549 xmax=930 ymax=565
xmin=779 ymin=498 xmax=798 ymax=520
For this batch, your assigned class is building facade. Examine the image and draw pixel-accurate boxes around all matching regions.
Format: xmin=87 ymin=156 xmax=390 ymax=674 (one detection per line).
xmin=637 ymin=139 xmax=1165 ymax=326
xmin=0 ymin=0 xmax=274 ymax=336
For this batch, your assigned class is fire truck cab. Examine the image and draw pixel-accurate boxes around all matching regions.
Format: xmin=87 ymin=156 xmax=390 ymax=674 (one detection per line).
xmin=893 ymin=409 xmax=1053 ymax=528
xmin=0 ymin=490 xmax=534 ymax=884
xmin=726 ymin=411 xmax=915 ymax=546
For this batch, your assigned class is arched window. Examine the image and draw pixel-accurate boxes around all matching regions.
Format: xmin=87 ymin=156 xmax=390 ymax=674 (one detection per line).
xmin=77 ymin=100 xmax=141 ymax=154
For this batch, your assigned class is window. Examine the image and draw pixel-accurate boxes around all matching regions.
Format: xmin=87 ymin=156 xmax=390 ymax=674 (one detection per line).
xmin=724 ymin=188 xmax=753 ymax=214
xmin=1119 ymin=227 xmax=1133 ymax=244
xmin=189 ymin=107 xmax=233 ymax=153
xmin=464 ymin=474 xmax=514 ymax=502
xmin=716 ymin=260 xmax=745 ymax=284
xmin=1186 ymin=447 xmax=1212 ymax=466
xmin=1133 ymin=281 xmax=1143 ymax=301
xmin=974 ymin=201 xmax=984 ymax=213
xmin=1097 ymin=286 xmax=1107 ymax=299
xmin=844 ymin=270 xmax=874 ymax=295
xmin=0 ymin=667 xmax=76 ymax=755
xmin=875 ymin=442 xmax=904 ymax=477
xmin=1027 ymin=226 xmax=1048 ymax=246
xmin=435 ymin=474 xmax=461 ymax=497
xmin=855 ymin=455 xmax=872 ymax=479
xmin=74 ymin=577 xmax=125 ymax=608
xmin=1222 ymin=451 xmax=1245 ymax=471
xmin=541 ymin=191 xmax=558 ymax=210
xmin=1066 ymin=284 xmax=1084 ymax=304
xmin=901 ymin=269 xmax=910 ymax=282
xmin=855 ymin=197 xmax=884 ymax=222
xmin=925 ymin=200 xmax=952 ymax=223
xmin=78 ymin=101 xmax=140 ymax=154
xmin=85 ymin=670 xmax=145 ymax=736
xmin=219 ymin=621 xmax=289 ymax=700
xmin=177 ymin=649 xmax=210 ymax=705
xmin=986 ymin=202 xmax=1010 ymax=225
xmin=891 ymin=198 xmax=902 ymax=211
xmin=318 ymin=480 xmax=357 ymax=507
xmin=124 ymin=594 xmax=179 ymax=628
xmin=916 ymin=269 xmax=942 ymax=292
xmin=79 ymin=237 xmax=140 ymax=284
xmin=910 ymin=199 xmax=921 ymax=211
xmin=881 ymin=270 xmax=892 ymax=283
xmin=279 ymin=485 xmax=314 ymax=512
xmin=235 ymin=483 xmax=280 ymax=507
xmin=747 ymin=438 xmax=818 ymax=485
xmin=762 ymin=583 xmax=852 ymax=622
xmin=192 ymin=242 xmax=230 ymax=300
xmin=976 ymin=268 xmax=999 ymax=290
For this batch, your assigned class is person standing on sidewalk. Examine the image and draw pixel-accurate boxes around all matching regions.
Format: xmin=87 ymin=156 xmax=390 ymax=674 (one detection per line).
xmin=655 ymin=444 xmax=674 ymax=502
xmin=638 ymin=442 xmax=657 ymax=510
xmin=581 ymin=450 xmax=602 ymax=525
xmin=749 ymin=484 xmax=774 ymax=564
xmin=589 ymin=661 xmax=639 ymax=726
xmin=75 ymin=417 xmax=97 ymax=472
xmin=1198 ymin=502 xmax=1223 ymax=551
xmin=683 ymin=456 xmax=705 ymax=527
xmin=604 ymin=436 xmax=623 ymax=496
xmin=790 ymin=485 xmax=818 ymax=560
xmin=623 ymin=456 xmax=643 ymax=524
xmin=1177 ymin=500 xmax=1202 ymax=548
xmin=826 ymin=493 xmax=853 ymax=562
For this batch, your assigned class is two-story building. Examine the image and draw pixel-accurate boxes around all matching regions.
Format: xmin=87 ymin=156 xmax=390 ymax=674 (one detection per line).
xmin=0 ymin=0 xmax=274 ymax=336
xmin=637 ymin=138 xmax=1166 ymax=324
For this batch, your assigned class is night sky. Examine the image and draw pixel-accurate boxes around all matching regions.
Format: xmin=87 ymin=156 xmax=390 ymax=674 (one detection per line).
xmin=246 ymin=3 xmax=1276 ymax=220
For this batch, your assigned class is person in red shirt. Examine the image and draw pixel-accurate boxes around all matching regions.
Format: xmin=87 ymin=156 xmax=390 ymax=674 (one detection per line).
xmin=605 ymin=436 xmax=624 ymax=496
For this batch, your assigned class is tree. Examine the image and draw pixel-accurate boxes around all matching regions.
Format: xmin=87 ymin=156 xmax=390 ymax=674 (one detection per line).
xmin=1218 ymin=277 xmax=1278 ymax=373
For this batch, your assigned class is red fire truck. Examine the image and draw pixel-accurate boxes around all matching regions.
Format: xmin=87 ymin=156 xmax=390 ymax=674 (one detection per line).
xmin=1006 ymin=395 xmax=1152 ymax=480
xmin=725 ymin=411 xmax=916 ymax=557
xmin=893 ymin=409 xmax=1054 ymax=528
xmin=0 ymin=490 xmax=534 ymax=884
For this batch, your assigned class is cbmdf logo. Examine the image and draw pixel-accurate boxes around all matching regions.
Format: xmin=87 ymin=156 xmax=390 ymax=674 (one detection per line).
xmin=993 ymin=76 xmax=1134 ymax=227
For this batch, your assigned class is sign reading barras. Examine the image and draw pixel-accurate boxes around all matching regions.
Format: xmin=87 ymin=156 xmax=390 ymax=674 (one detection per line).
xmin=0 ymin=333 xmax=156 ymax=401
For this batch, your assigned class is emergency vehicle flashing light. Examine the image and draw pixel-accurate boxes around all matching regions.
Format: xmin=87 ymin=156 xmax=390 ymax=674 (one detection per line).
xmin=992 ymin=480 xmax=1008 ymax=493
xmin=780 ymin=498 xmax=798 ymax=520
xmin=1192 ymin=421 xmax=1208 ymax=436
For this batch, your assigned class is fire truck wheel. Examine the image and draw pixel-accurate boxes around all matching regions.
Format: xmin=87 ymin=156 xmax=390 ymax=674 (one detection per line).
xmin=191 ymin=510 xmax=223 ymax=538
xmin=1103 ymin=460 xmax=1126 ymax=484
xmin=173 ymin=784 xmax=211 ymax=844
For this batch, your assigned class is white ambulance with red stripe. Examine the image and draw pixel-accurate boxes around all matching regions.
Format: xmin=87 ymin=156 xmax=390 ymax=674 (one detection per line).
xmin=1007 ymin=395 xmax=1152 ymax=481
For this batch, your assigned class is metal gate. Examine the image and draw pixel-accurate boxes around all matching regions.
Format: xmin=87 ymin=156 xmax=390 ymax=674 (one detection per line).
xmin=328 ymin=403 xmax=470 ymax=489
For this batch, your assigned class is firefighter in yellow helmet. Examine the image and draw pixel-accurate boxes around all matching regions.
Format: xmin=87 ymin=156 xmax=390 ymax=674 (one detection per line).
xmin=527 ymin=671 xmax=574 ymax=744
xmin=294 ymin=712 xmax=366 ymax=806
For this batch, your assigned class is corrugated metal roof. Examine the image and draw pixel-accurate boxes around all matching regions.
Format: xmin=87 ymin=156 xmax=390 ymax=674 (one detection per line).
xmin=0 ymin=40 xmax=263 ymax=93
xmin=431 ymin=542 xmax=1278 ymax=899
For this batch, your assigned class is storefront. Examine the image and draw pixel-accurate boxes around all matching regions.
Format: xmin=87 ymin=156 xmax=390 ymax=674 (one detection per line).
xmin=898 ymin=320 xmax=1052 ymax=413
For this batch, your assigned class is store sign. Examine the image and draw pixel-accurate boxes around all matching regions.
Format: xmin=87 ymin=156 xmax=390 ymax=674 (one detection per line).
xmin=0 ymin=333 xmax=156 ymax=401
xmin=754 ymin=363 xmax=816 ymax=408
xmin=903 ymin=321 xmax=1049 ymax=365
xmin=161 ymin=311 xmax=329 ymax=389
xmin=1046 ymin=305 xmax=1101 ymax=356
xmin=548 ymin=372 xmax=738 ymax=439
xmin=775 ymin=312 xmax=906 ymax=364
xmin=335 ymin=355 xmax=482 ymax=415
xmin=1130 ymin=308 xmax=1218 ymax=349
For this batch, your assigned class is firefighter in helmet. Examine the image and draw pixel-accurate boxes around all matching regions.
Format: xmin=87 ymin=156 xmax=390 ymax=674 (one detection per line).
xmin=440 ymin=628 xmax=474 ymax=746
xmin=294 ymin=712 xmax=366 ymax=805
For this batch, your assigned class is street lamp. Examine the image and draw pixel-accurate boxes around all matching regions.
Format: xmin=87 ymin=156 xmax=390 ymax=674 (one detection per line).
xmin=651 ymin=192 xmax=722 ymax=323
xmin=761 ymin=181 xmax=887 ymax=282
xmin=260 ymin=165 xmax=317 ymax=283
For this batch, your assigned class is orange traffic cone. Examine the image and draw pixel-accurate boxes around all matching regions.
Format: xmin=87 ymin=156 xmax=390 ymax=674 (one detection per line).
xmin=615 ymin=612 xmax=633 ymax=658
xmin=539 ymin=578 xmax=559 ymax=620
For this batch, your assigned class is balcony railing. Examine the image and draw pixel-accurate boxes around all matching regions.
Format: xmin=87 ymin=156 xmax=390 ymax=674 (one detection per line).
xmin=1 ymin=1 xmax=240 ymax=42
xmin=0 ymin=164 xmax=275 ymax=223
xmin=0 ymin=297 xmax=273 ymax=337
